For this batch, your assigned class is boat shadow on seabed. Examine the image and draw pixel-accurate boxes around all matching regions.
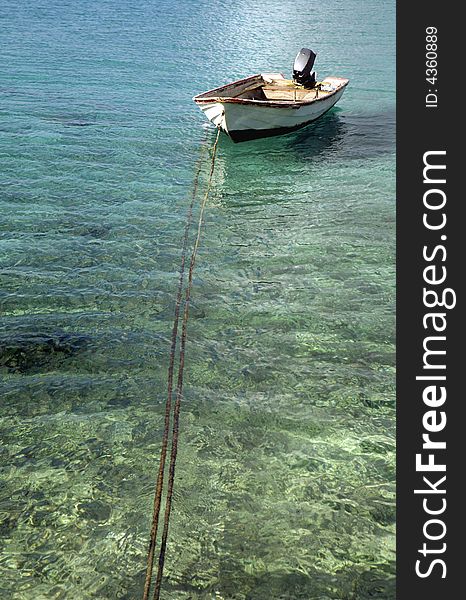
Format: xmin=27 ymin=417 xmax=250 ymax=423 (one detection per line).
xmin=290 ymin=106 xmax=395 ymax=162
xmin=217 ymin=106 xmax=395 ymax=165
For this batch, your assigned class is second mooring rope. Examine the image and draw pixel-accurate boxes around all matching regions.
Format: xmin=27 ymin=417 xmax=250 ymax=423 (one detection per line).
xmin=142 ymin=129 xmax=220 ymax=600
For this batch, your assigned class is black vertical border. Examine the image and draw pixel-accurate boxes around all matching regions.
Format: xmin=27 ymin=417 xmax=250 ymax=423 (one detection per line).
xmin=397 ymin=2 xmax=461 ymax=597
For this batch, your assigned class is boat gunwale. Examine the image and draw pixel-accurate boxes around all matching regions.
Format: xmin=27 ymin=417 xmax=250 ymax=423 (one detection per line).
xmin=193 ymin=74 xmax=349 ymax=109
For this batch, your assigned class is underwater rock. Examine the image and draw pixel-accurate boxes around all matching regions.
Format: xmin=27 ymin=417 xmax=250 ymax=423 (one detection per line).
xmin=82 ymin=224 xmax=111 ymax=238
xmin=77 ymin=500 xmax=112 ymax=522
xmin=369 ymin=503 xmax=396 ymax=526
xmin=107 ymin=395 xmax=132 ymax=408
xmin=0 ymin=516 xmax=18 ymax=536
xmin=191 ymin=306 xmax=206 ymax=319
xmin=46 ymin=115 xmax=96 ymax=127
xmin=241 ymin=366 xmax=269 ymax=382
xmin=353 ymin=568 xmax=396 ymax=599
xmin=0 ymin=331 xmax=91 ymax=373
xmin=63 ymin=120 xmax=94 ymax=127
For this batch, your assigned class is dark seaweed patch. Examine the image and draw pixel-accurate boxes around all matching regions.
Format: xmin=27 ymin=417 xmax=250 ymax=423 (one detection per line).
xmin=0 ymin=332 xmax=90 ymax=373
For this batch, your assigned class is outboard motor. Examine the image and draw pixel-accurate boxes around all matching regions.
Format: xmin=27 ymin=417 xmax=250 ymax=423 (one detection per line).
xmin=293 ymin=48 xmax=317 ymax=88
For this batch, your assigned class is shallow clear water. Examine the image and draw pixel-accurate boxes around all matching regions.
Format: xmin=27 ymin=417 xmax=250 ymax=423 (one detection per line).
xmin=0 ymin=1 xmax=395 ymax=598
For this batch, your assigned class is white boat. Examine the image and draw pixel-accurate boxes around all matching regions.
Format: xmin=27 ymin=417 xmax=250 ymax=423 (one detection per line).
xmin=193 ymin=48 xmax=349 ymax=142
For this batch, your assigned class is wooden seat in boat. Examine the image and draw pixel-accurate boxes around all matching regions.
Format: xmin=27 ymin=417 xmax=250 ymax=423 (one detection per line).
xmin=232 ymin=77 xmax=328 ymax=102
xmin=261 ymin=86 xmax=318 ymax=101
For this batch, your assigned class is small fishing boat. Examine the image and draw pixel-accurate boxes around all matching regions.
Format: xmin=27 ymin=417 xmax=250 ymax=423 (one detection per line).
xmin=193 ymin=48 xmax=349 ymax=142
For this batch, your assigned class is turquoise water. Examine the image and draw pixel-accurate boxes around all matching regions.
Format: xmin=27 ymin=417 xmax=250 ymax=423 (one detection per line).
xmin=0 ymin=1 xmax=395 ymax=598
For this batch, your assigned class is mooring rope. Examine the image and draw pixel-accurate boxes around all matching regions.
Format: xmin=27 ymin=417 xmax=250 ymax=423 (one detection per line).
xmin=141 ymin=138 xmax=206 ymax=600
xmin=142 ymin=128 xmax=220 ymax=600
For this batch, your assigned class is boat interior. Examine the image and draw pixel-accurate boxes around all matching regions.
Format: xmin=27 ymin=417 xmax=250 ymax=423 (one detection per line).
xmin=236 ymin=78 xmax=326 ymax=102
xmin=195 ymin=50 xmax=347 ymax=105
xmin=197 ymin=75 xmax=340 ymax=103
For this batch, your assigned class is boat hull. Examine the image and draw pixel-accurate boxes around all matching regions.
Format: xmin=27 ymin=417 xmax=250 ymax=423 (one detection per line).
xmin=194 ymin=76 xmax=348 ymax=142
xmin=226 ymin=88 xmax=345 ymax=141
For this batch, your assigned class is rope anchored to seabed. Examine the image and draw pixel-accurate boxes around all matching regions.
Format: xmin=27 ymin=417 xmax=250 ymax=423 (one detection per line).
xmin=142 ymin=128 xmax=220 ymax=600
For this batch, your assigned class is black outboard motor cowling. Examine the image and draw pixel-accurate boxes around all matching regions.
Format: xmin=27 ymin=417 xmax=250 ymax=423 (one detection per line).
xmin=293 ymin=48 xmax=317 ymax=88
